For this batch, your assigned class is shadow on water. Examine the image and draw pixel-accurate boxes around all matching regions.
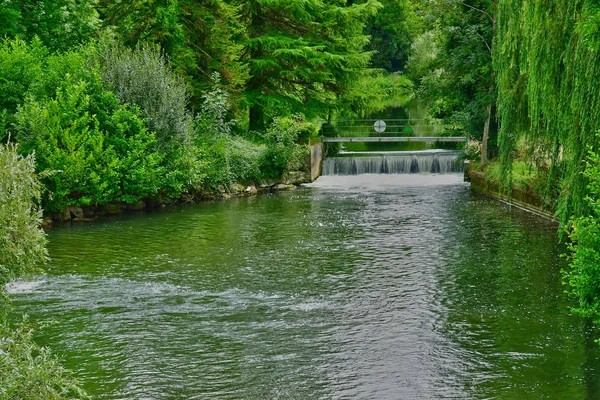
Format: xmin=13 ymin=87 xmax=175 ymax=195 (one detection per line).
xmin=7 ymin=174 xmax=600 ymax=399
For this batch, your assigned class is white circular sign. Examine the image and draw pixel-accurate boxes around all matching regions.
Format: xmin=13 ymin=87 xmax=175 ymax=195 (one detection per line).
xmin=374 ymin=120 xmax=387 ymax=133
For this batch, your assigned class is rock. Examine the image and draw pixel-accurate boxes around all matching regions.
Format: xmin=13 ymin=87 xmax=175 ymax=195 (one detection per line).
xmin=246 ymin=184 xmax=258 ymax=195
xmin=284 ymin=171 xmax=310 ymax=185
xmin=125 ymin=201 xmax=145 ymax=211
xmin=81 ymin=206 xmax=96 ymax=218
xmin=66 ymin=206 xmax=84 ymax=219
xmin=232 ymin=183 xmax=246 ymax=194
xmin=273 ymin=183 xmax=294 ymax=191
xmin=72 ymin=217 xmax=97 ymax=223
xmin=52 ymin=208 xmax=72 ymax=222
xmin=180 ymin=193 xmax=194 ymax=204
xmin=41 ymin=218 xmax=53 ymax=228
xmin=104 ymin=203 xmax=124 ymax=215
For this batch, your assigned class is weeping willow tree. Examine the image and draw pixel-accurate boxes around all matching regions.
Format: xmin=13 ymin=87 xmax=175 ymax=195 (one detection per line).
xmin=495 ymin=0 xmax=600 ymax=225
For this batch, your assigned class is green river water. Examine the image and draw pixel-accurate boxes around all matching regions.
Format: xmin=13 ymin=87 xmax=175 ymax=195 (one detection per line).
xmin=8 ymin=174 xmax=600 ymax=399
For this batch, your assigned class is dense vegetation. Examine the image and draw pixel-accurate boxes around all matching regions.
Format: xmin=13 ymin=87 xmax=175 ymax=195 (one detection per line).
xmin=3 ymin=0 xmax=600 ymax=395
xmin=0 ymin=1 xmax=419 ymax=396
xmin=0 ymin=143 xmax=88 ymax=398
xmin=403 ymin=0 xmax=600 ymax=335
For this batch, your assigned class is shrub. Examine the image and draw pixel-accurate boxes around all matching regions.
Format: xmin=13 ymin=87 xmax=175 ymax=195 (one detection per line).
xmin=564 ymin=141 xmax=600 ymax=327
xmin=228 ymin=137 xmax=266 ymax=184
xmin=0 ymin=143 xmax=47 ymax=284
xmin=0 ymin=320 xmax=89 ymax=399
xmin=0 ymin=38 xmax=46 ymax=142
xmin=259 ymin=116 xmax=309 ymax=178
xmin=16 ymin=73 xmax=163 ymax=211
xmin=98 ymin=40 xmax=193 ymax=151
xmin=0 ymin=143 xmax=87 ymax=399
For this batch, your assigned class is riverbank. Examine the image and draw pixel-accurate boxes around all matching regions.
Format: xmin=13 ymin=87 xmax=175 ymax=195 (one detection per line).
xmin=42 ymin=142 xmax=324 ymax=226
xmin=42 ymin=172 xmax=311 ymax=226
xmin=466 ymin=162 xmax=556 ymax=221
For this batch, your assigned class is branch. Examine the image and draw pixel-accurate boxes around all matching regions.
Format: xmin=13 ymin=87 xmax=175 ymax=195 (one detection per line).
xmin=460 ymin=1 xmax=494 ymax=23
xmin=475 ymin=30 xmax=492 ymax=53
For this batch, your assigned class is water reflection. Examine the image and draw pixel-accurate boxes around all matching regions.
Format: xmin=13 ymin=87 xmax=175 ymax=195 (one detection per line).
xmin=9 ymin=174 xmax=600 ymax=399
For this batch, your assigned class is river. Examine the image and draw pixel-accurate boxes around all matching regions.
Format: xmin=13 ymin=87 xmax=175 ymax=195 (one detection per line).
xmin=8 ymin=174 xmax=600 ymax=399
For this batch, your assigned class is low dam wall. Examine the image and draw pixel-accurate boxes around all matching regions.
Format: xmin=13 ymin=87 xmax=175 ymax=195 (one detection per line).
xmin=310 ymin=143 xmax=323 ymax=181
xmin=468 ymin=169 xmax=556 ymax=221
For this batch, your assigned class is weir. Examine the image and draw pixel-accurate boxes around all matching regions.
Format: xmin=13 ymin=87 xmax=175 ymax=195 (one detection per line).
xmin=321 ymin=150 xmax=463 ymax=176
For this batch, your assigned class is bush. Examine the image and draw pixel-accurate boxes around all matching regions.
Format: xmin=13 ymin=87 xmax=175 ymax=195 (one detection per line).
xmin=564 ymin=141 xmax=600 ymax=327
xmin=0 ymin=143 xmax=47 ymax=284
xmin=16 ymin=72 xmax=163 ymax=211
xmin=259 ymin=116 xmax=309 ymax=178
xmin=0 ymin=320 xmax=89 ymax=399
xmin=0 ymin=143 xmax=87 ymax=399
xmin=0 ymin=38 xmax=46 ymax=142
xmin=228 ymin=137 xmax=266 ymax=184
xmin=98 ymin=40 xmax=193 ymax=151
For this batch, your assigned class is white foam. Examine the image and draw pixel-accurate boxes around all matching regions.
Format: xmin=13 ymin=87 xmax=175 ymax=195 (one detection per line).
xmin=6 ymin=280 xmax=45 ymax=294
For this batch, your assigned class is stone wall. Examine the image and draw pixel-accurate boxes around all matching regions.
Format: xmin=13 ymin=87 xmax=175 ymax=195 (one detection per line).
xmin=469 ymin=170 xmax=556 ymax=221
xmin=310 ymin=143 xmax=323 ymax=182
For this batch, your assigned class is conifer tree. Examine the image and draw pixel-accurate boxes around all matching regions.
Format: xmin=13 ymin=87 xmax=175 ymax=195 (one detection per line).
xmin=242 ymin=0 xmax=382 ymax=130
xmin=97 ymin=0 xmax=248 ymax=107
xmin=0 ymin=0 xmax=99 ymax=51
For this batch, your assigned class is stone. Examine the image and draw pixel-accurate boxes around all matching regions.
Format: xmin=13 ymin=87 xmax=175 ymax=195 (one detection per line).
xmin=81 ymin=206 xmax=96 ymax=218
xmin=233 ymin=183 xmax=246 ymax=193
xmin=273 ymin=183 xmax=294 ymax=191
xmin=72 ymin=217 xmax=97 ymax=223
xmin=41 ymin=218 xmax=53 ymax=228
xmin=104 ymin=203 xmax=124 ymax=215
xmin=52 ymin=208 xmax=72 ymax=222
xmin=66 ymin=206 xmax=84 ymax=219
xmin=246 ymin=184 xmax=258 ymax=195
xmin=284 ymin=171 xmax=310 ymax=185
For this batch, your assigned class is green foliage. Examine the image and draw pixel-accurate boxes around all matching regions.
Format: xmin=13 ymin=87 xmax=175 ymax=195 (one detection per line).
xmin=365 ymin=0 xmax=423 ymax=72
xmin=97 ymin=40 xmax=193 ymax=151
xmin=228 ymin=137 xmax=266 ymax=184
xmin=341 ymin=71 xmax=414 ymax=117
xmin=0 ymin=38 xmax=46 ymax=117
xmin=417 ymin=0 xmax=496 ymax=142
xmin=0 ymin=319 xmax=89 ymax=399
xmin=0 ymin=143 xmax=87 ymax=399
xmin=0 ymin=0 xmax=99 ymax=51
xmin=406 ymin=30 xmax=439 ymax=79
xmin=97 ymin=0 xmax=249 ymax=107
xmin=259 ymin=116 xmax=310 ymax=178
xmin=97 ymin=39 xmax=208 ymax=197
xmin=16 ymin=72 xmax=163 ymax=211
xmin=564 ymin=142 xmax=600 ymax=327
xmin=244 ymin=0 xmax=382 ymax=130
xmin=0 ymin=143 xmax=47 ymax=285
xmin=495 ymin=0 xmax=600 ymax=225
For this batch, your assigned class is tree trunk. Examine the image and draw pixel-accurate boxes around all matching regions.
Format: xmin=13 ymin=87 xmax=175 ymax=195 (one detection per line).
xmin=481 ymin=0 xmax=497 ymax=168
xmin=249 ymin=103 xmax=264 ymax=132
xmin=481 ymin=100 xmax=492 ymax=166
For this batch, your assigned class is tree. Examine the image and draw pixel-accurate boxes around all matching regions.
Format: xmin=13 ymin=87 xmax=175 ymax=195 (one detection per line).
xmin=494 ymin=0 xmax=600 ymax=223
xmin=97 ymin=0 xmax=248 ymax=107
xmin=0 ymin=0 xmax=99 ymax=51
xmin=418 ymin=0 xmax=497 ymax=162
xmin=364 ymin=0 xmax=423 ymax=72
xmin=242 ymin=0 xmax=382 ymax=130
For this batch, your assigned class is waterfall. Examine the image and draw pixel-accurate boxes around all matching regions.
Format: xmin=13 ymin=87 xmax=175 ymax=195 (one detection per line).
xmin=322 ymin=151 xmax=463 ymax=175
